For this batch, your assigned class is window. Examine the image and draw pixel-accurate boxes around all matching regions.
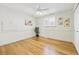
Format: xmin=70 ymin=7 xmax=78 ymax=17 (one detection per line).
xmin=43 ymin=15 xmax=56 ymax=26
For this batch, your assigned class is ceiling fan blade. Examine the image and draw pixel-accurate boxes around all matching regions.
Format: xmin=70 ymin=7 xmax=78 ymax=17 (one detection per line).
xmin=33 ymin=5 xmax=49 ymax=14
xmin=40 ymin=8 xmax=49 ymax=11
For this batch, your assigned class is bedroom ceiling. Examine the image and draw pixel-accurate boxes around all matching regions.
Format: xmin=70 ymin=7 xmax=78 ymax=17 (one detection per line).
xmin=0 ymin=3 xmax=74 ymax=16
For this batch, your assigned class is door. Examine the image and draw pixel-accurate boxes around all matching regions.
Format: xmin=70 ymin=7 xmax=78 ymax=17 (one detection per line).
xmin=74 ymin=4 xmax=79 ymax=54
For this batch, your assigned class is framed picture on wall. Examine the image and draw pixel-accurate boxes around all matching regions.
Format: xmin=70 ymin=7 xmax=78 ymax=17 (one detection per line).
xmin=25 ymin=19 xmax=32 ymax=26
xmin=64 ymin=18 xmax=70 ymax=27
xmin=58 ymin=17 xmax=63 ymax=25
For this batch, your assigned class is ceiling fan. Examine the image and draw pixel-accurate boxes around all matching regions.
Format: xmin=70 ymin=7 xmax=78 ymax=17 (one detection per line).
xmin=35 ymin=5 xmax=49 ymax=12
xmin=33 ymin=5 xmax=50 ymax=16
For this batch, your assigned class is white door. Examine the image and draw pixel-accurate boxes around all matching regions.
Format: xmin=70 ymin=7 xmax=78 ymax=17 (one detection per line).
xmin=74 ymin=4 xmax=79 ymax=31
xmin=74 ymin=4 xmax=79 ymax=54
xmin=74 ymin=31 xmax=79 ymax=53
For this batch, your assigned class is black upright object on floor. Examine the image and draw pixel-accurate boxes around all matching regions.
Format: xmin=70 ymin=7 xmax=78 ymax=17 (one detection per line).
xmin=34 ymin=27 xmax=39 ymax=37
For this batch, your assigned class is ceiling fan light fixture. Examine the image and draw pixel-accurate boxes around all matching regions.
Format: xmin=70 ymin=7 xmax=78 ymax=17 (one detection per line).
xmin=35 ymin=11 xmax=43 ymax=15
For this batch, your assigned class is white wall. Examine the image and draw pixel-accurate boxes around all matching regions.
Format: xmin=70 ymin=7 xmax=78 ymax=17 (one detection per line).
xmin=0 ymin=5 xmax=74 ymax=46
xmin=39 ymin=10 xmax=74 ymax=42
xmin=0 ymin=5 xmax=35 ymax=46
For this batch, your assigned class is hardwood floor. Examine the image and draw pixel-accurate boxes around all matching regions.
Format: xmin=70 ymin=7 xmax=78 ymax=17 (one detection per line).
xmin=0 ymin=37 xmax=78 ymax=55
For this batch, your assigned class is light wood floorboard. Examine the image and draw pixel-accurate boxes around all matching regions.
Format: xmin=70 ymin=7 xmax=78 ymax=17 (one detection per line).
xmin=0 ymin=37 xmax=78 ymax=55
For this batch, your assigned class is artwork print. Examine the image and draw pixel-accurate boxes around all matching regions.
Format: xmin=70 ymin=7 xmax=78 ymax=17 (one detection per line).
xmin=25 ymin=19 xmax=32 ymax=26
xmin=58 ymin=17 xmax=63 ymax=25
xmin=64 ymin=18 xmax=70 ymax=27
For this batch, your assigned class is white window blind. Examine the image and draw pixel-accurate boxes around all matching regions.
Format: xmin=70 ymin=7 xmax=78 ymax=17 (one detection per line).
xmin=43 ymin=15 xmax=56 ymax=26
